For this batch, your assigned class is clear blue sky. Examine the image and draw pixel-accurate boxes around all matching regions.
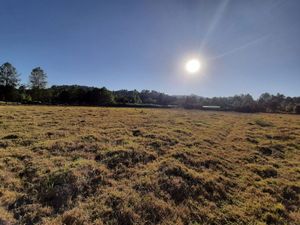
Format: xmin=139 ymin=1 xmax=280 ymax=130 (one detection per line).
xmin=0 ymin=0 xmax=299 ymax=97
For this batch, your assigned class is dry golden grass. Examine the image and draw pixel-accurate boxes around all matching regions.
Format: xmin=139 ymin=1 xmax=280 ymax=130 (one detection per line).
xmin=0 ymin=106 xmax=299 ymax=225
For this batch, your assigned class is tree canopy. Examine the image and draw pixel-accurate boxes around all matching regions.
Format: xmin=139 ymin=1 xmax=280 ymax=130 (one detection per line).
xmin=0 ymin=61 xmax=299 ymax=114
xmin=29 ymin=67 xmax=47 ymax=89
xmin=0 ymin=62 xmax=19 ymax=87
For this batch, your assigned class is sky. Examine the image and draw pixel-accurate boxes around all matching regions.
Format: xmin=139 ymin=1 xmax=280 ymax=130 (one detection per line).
xmin=0 ymin=0 xmax=299 ymax=98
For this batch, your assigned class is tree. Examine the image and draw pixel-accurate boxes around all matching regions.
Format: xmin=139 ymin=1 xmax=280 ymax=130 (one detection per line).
xmin=184 ymin=95 xmax=199 ymax=109
xmin=0 ymin=62 xmax=20 ymax=101
xmin=29 ymin=67 xmax=48 ymax=102
xmin=0 ymin=62 xmax=19 ymax=87
xmin=295 ymin=105 xmax=300 ymax=114
xmin=17 ymin=85 xmax=32 ymax=103
xmin=85 ymin=87 xmax=114 ymax=105
xmin=98 ymin=87 xmax=115 ymax=105
xmin=29 ymin=67 xmax=47 ymax=89
xmin=258 ymin=93 xmax=272 ymax=112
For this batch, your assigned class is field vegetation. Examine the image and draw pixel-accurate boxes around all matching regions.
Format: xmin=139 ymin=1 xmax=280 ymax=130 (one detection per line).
xmin=0 ymin=106 xmax=299 ymax=225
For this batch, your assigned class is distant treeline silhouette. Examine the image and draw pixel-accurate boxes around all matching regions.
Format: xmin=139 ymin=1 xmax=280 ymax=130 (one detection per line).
xmin=0 ymin=62 xmax=299 ymax=114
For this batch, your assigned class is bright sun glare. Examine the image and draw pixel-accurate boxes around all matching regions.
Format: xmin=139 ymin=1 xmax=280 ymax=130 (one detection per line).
xmin=185 ymin=58 xmax=201 ymax=74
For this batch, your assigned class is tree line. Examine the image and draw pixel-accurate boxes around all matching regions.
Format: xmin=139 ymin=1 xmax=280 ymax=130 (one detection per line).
xmin=0 ymin=62 xmax=299 ymax=114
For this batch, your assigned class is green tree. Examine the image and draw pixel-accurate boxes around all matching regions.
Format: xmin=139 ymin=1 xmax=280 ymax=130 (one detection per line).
xmin=0 ymin=62 xmax=19 ymax=87
xmin=0 ymin=62 xmax=20 ymax=101
xmin=29 ymin=67 xmax=47 ymax=89
xmin=29 ymin=67 xmax=48 ymax=102
xmin=99 ymin=87 xmax=115 ymax=105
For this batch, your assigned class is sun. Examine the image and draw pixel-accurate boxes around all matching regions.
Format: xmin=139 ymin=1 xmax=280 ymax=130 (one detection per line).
xmin=185 ymin=58 xmax=202 ymax=74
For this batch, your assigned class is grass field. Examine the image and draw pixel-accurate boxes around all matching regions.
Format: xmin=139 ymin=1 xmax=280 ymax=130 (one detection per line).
xmin=0 ymin=106 xmax=299 ymax=225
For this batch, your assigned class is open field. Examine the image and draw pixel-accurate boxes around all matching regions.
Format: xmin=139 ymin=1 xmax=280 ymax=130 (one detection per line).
xmin=0 ymin=106 xmax=299 ymax=225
